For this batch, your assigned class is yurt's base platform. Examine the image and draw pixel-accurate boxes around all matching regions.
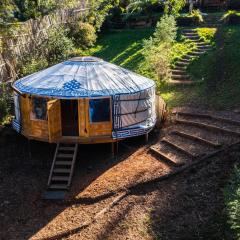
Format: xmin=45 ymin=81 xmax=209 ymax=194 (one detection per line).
xmin=60 ymin=136 xmax=119 ymax=144
xmin=25 ymin=134 xmax=120 ymax=144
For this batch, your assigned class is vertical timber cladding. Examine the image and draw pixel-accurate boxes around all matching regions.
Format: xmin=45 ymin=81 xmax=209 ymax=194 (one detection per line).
xmin=78 ymin=98 xmax=89 ymax=137
xmin=48 ymin=99 xmax=62 ymax=142
xmin=20 ymin=95 xmax=31 ymax=136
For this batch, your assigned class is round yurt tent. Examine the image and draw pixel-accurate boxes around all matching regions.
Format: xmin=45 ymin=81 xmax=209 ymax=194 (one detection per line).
xmin=12 ymin=57 xmax=157 ymax=143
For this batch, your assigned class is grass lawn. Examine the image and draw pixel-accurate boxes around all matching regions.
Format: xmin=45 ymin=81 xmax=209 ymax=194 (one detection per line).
xmin=83 ymin=26 xmax=240 ymax=110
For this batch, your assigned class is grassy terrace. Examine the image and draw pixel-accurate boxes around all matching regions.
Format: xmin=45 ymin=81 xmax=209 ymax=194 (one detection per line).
xmin=83 ymin=25 xmax=240 ymax=110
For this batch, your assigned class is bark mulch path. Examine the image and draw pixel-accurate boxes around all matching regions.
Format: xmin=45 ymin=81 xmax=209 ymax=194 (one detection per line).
xmin=1 ymin=108 xmax=240 ymax=240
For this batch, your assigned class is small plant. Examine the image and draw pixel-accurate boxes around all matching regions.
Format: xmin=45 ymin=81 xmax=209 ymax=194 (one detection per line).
xmin=190 ymin=9 xmax=203 ymax=23
xmin=196 ymin=28 xmax=217 ymax=45
xmin=69 ymin=22 xmax=97 ymax=48
xmin=224 ymin=165 xmax=240 ymax=238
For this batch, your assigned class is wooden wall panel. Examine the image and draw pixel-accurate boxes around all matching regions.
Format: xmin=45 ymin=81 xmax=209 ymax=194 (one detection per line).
xmin=48 ymin=99 xmax=61 ymax=143
xmin=78 ymin=99 xmax=89 ymax=137
xmin=20 ymin=95 xmax=31 ymax=136
xmin=30 ymin=120 xmax=49 ymax=139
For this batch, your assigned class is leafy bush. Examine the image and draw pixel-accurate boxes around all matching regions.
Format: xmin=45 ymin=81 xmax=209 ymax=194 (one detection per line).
xmin=224 ymin=166 xmax=240 ymax=238
xmin=171 ymin=40 xmax=197 ymax=66
xmin=197 ymin=28 xmax=217 ymax=45
xmin=69 ymin=22 xmax=97 ymax=48
xmin=143 ymin=15 xmax=177 ymax=81
xmin=19 ymin=57 xmax=48 ymax=77
xmin=0 ymin=83 xmax=12 ymax=124
xmin=41 ymin=26 xmax=74 ymax=64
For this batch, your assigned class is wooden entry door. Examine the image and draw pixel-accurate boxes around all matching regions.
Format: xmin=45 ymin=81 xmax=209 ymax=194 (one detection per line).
xmin=48 ymin=99 xmax=62 ymax=142
xmin=61 ymin=100 xmax=79 ymax=136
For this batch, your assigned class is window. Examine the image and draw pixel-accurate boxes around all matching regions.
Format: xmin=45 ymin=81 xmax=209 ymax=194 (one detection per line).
xmin=89 ymin=98 xmax=111 ymax=123
xmin=31 ymin=97 xmax=47 ymax=120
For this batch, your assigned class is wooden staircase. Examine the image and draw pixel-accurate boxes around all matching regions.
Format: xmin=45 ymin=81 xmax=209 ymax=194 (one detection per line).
xmin=47 ymin=142 xmax=78 ymax=190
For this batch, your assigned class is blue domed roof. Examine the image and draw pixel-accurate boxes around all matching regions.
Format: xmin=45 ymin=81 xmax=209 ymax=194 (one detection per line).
xmin=13 ymin=57 xmax=155 ymax=98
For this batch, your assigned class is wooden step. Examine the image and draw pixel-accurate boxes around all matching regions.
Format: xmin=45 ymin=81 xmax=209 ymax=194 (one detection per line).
xmin=171 ymin=130 xmax=221 ymax=148
xmin=48 ymin=184 xmax=68 ymax=190
xmin=150 ymin=146 xmax=185 ymax=167
xmin=59 ymin=147 xmax=75 ymax=151
xmin=171 ymin=74 xmax=190 ymax=80
xmin=173 ymin=112 xmax=240 ymax=126
xmin=169 ymin=80 xmax=194 ymax=85
xmin=175 ymin=119 xmax=240 ymax=136
xmin=55 ymin=161 xmax=72 ymax=166
xmin=53 ymin=168 xmax=71 ymax=173
xmin=161 ymin=138 xmax=196 ymax=158
xmin=57 ymin=153 xmax=74 ymax=158
xmin=171 ymin=69 xmax=186 ymax=74
xmin=51 ymin=176 xmax=69 ymax=181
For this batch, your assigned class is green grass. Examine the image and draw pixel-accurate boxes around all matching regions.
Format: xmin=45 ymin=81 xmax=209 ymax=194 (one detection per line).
xmin=188 ymin=26 xmax=240 ymax=110
xmin=82 ymin=28 xmax=154 ymax=74
xmin=81 ymin=25 xmax=240 ymax=110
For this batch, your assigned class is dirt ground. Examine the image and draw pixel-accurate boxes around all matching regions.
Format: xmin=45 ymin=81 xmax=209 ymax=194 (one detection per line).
xmin=0 ymin=123 xmax=239 ymax=240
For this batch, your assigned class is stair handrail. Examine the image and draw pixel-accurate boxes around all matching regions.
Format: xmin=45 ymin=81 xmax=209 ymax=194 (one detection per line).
xmin=67 ymin=143 xmax=78 ymax=187
xmin=47 ymin=142 xmax=60 ymax=186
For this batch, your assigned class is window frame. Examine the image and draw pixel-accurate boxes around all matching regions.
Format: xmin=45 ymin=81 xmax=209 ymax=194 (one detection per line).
xmin=30 ymin=96 xmax=48 ymax=121
xmin=88 ymin=97 xmax=112 ymax=124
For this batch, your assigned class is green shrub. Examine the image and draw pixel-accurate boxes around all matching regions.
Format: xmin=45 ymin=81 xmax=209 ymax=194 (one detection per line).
xmin=42 ymin=26 xmax=74 ymax=64
xmin=143 ymin=15 xmax=177 ymax=81
xmin=224 ymin=166 xmax=240 ymax=238
xmin=0 ymin=83 xmax=12 ymax=124
xmin=196 ymin=28 xmax=217 ymax=45
xmin=69 ymin=22 xmax=97 ymax=49
xmin=19 ymin=57 xmax=48 ymax=77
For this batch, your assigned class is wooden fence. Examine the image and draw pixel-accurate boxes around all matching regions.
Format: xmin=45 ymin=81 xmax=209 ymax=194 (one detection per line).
xmin=0 ymin=1 xmax=90 ymax=83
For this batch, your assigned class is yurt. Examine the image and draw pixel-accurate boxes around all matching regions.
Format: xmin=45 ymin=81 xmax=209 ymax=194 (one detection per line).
xmin=12 ymin=56 xmax=158 ymax=145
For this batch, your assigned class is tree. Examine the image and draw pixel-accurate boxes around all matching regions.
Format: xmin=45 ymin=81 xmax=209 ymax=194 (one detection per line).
xmin=126 ymin=0 xmax=186 ymax=15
